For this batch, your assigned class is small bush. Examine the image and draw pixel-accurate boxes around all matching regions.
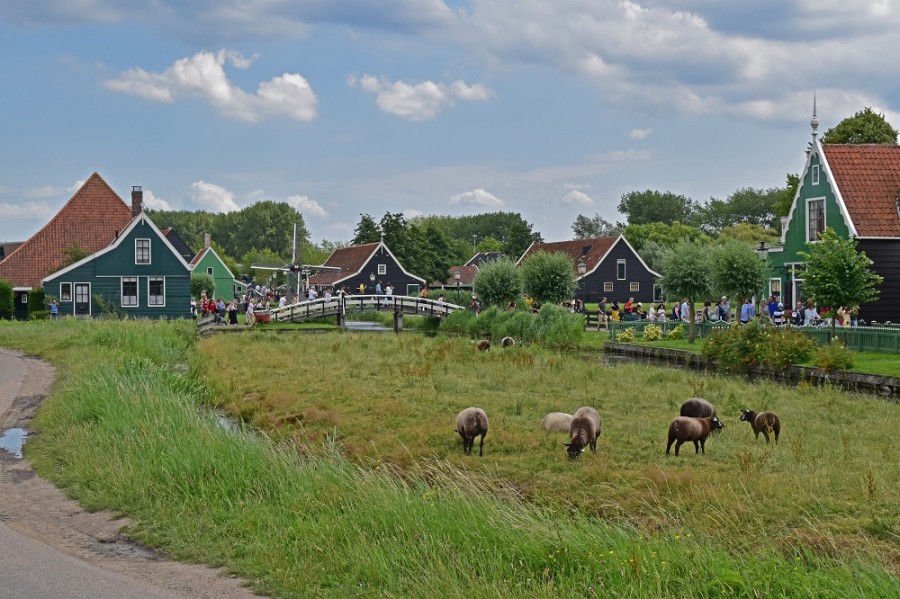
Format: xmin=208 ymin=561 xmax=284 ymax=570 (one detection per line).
xmin=666 ymin=324 xmax=685 ymax=340
xmin=533 ymin=303 xmax=584 ymax=349
xmin=642 ymin=324 xmax=662 ymax=341
xmin=29 ymin=310 xmax=50 ymax=321
xmin=616 ymin=328 xmax=635 ymax=343
xmin=703 ymin=321 xmax=815 ymax=372
xmin=439 ymin=308 xmax=475 ymax=334
xmin=496 ymin=310 xmax=536 ymax=342
xmin=814 ymin=338 xmax=855 ymax=371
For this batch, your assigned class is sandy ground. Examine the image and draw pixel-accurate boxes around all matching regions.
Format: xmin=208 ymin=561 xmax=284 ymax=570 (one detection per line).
xmin=0 ymin=348 xmax=261 ymax=598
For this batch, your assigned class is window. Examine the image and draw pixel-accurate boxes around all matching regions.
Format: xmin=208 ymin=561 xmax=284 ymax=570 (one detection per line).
xmin=769 ymin=278 xmax=782 ymax=299
xmin=807 ymin=198 xmax=825 ymax=241
xmin=60 ymin=283 xmax=72 ymax=302
xmin=20 ymin=293 xmax=27 ymax=304
xmin=603 ymin=282 xmax=613 ymax=292
xmin=122 ymin=277 xmax=138 ymax=306
xmin=653 ymin=284 xmax=663 ymax=303
xmin=630 ymin=282 xmax=640 ymax=292
xmin=207 ymin=267 xmax=214 ymax=276
xmin=811 ymin=165 xmax=820 ymax=185
xmin=148 ymin=277 xmax=165 ymax=306
xmin=617 ymin=259 xmax=626 ymax=280
xmin=377 ymin=264 xmax=387 ymax=275
xmin=135 ymin=239 xmax=151 ymax=264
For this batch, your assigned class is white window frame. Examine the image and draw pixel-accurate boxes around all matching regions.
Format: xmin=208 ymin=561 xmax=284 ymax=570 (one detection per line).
xmin=769 ymin=277 xmax=782 ymax=300
xmin=148 ymin=277 xmax=166 ymax=307
xmin=60 ymin=282 xmax=72 ymax=302
xmin=207 ymin=267 xmax=214 ymax=276
xmin=811 ymin=164 xmax=820 ymax=185
xmin=135 ymin=238 xmax=151 ymax=264
xmin=653 ymin=284 xmax=663 ymax=303
xmin=20 ymin=293 xmax=27 ymax=304
xmin=629 ymin=282 xmax=639 ymax=292
xmin=377 ymin=263 xmax=387 ymax=275
xmin=806 ymin=197 xmax=826 ymax=242
xmin=121 ymin=277 xmax=139 ymax=307
xmin=617 ymin=259 xmax=626 ymax=281
xmin=603 ymin=281 xmax=614 ymax=292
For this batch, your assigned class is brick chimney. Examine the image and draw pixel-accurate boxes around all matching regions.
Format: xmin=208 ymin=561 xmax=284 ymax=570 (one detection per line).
xmin=204 ymin=233 xmax=211 ymax=248
xmin=131 ymin=186 xmax=143 ymax=217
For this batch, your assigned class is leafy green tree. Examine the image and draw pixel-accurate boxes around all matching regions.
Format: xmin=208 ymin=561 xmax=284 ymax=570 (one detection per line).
xmin=241 ymin=248 xmax=288 ymax=287
xmin=473 ymin=258 xmax=524 ymax=308
xmin=657 ymin=241 xmax=714 ymax=343
xmin=502 ymin=217 xmax=542 ymax=258
xmin=799 ymin=228 xmax=884 ymax=335
xmin=209 ymin=240 xmax=242 ymax=278
xmin=520 ymin=251 xmax=577 ymax=306
xmin=413 ymin=212 xmax=542 ymax=258
xmin=698 ymin=187 xmax=782 ymax=233
xmin=623 ymin=222 xmax=708 ymax=254
xmin=421 ymin=224 xmax=457 ymax=284
xmin=617 ymin=190 xmax=698 ymax=226
xmin=352 ymin=213 xmax=381 ymax=244
xmin=474 ymin=236 xmax=504 ymax=252
xmin=571 ymin=214 xmax=622 ymax=239
xmin=710 ymin=240 xmax=768 ymax=314
xmin=0 ymin=279 xmax=13 ymax=319
xmin=773 ymin=173 xmax=800 ymax=219
xmin=637 ymin=240 xmax=666 ymax=272
xmin=213 ymin=201 xmax=307 ymax=259
xmin=715 ymin=223 xmax=779 ymax=245
xmin=822 ymin=107 xmax=899 ymax=145
xmin=190 ymin=272 xmax=215 ymax=300
xmin=61 ymin=243 xmax=91 ymax=267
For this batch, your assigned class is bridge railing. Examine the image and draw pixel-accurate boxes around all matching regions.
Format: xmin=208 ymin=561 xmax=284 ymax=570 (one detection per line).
xmin=269 ymin=295 xmax=465 ymax=324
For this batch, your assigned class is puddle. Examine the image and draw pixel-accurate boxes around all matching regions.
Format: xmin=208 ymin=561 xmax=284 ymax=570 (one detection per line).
xmin=214 ymin=410 xmax=241 ymax=434
xmin=344 ymin=321 xmax=392 ymax=332
xmin=0 ymin=428 xmax=28 ymax=459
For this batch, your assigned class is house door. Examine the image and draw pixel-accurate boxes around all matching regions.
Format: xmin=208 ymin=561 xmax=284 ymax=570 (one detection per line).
xmin=74 ymin=283 xmax=90 ymax=316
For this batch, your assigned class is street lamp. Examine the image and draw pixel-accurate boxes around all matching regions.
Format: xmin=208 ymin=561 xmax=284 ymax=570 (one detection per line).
xmin=756 ymin=240 xmax=769 ymax=261
xmin=454 ymin=269 xmax=461 ymax=304
xmin=576 ymin=257 xmax=587 ymax=300
xmin=369 ymin=272 xmax=375 ymax=294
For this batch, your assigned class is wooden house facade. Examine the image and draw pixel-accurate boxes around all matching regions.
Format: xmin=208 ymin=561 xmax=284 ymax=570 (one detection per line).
xmin=307 ymin=241 xmax=426 ymax=295
xmin=190 ymin=234 xmax=246 ymax=300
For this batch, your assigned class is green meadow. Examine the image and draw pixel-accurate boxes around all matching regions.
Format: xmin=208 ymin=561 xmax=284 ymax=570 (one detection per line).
xmin=0 ymin=319 xmax=897 ymax=598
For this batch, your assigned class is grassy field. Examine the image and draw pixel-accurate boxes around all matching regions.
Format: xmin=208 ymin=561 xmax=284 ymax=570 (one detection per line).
xmin=1 ymin=319 xmax=897 ymax=597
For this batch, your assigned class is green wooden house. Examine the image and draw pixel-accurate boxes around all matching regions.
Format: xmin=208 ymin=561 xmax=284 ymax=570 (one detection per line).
xmin=42 ymin=208 xmax=192 ymax=318
xmin=765 ymin=108 xmax=900 ymax=323
xmin=190 ymin=234 xmax=246 ymax=300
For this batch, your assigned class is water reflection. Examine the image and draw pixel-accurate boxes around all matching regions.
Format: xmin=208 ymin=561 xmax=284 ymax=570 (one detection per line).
xmin=0 ymin=428 xmax=27 ymax=459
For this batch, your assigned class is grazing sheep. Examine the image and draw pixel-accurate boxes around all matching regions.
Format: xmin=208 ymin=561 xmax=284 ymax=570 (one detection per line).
xmin=666 ymin=416 xmax=724 ymax=456
xmin=540 ymin=412 xmax=573 ymax=433
xmin=475 ymin=339 xmax=491 ymax=351
xmin=565 ymin=406 xmax=602 ymax=459
xmin=680 ymin=397 xmax=717 ymax=418
xmin=501 ymin=336 xmax=515 ymax=348
xmin=740 ymin=409 xmax=781 ymax=444
xmin=455 ymin=407 xmax=489 ymax=456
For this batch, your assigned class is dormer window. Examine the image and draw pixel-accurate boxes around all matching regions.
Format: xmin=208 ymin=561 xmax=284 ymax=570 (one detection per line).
xmin=811 ymin=165 xmax=820 ymax=186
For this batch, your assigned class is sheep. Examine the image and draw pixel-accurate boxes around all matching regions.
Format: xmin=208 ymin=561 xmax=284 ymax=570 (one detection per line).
xmin=501 ymin=336 xmax=515 ymax=348
xmin=740 ymin=409 xmax=781 ymax=444
xmin=540 ymin=412 xmax=573 ymax=433
xmin=565 ymin=406 xmax=602 ymax=459
xmin=455 ymin=407 xmax=489 ymax=456
xmin=680 ymin=397 xmax=717 ymax=418
xmin=666 ymin=416 xmax=724 ymax=456
xmin=475 ymin=339 xmax=491 ymax=351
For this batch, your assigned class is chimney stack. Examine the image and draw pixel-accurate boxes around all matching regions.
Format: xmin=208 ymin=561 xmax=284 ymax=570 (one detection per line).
xmin=204 ymin=233 xmax=211 ymax=248
xmin=131 ymin=186 xmax=143 ymax=217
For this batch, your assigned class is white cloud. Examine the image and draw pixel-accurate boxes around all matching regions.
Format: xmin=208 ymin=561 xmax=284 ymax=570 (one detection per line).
xmin=557 ymin=190 xmax=594 ymax=206
xmin=286 ymin=194 xmax=328 ymax=218
xmin=449 ymin=188 xmax=504 ymax=207
xmin=0 ymin=201 xmax=56 ymax=220
xmin=104 ymin=50 xmax=317 ymax=122
xmin=143 ymin=190 xmax=171 ymax=211
xmin=23 ymin=185 xmax=64 ymax=199
xmin=190 ymin=180 xmax=240 ymax=212
xmin=403 ymin=208 xmax=423 ymax=219
xmin=628 ymin=128 xmax=652 ymax=140
xmin=348 ymin=74 xmax=491 ymax=120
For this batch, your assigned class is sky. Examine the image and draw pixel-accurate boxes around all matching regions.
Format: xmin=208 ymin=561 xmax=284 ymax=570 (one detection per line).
xmin=2 ymin=1 xmax=900 ymax=247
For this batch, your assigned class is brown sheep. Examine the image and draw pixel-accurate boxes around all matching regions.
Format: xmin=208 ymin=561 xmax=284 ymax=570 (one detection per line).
xmin=455 ymin=407 xmax=489 ymax=456
xmin=501 ymin=336 xmax=515 ymax=348
xmin=740 ymin=409 xmax=781 ymax=444
xmin=565 ymin=406 xmax=602 ymax=459
xmin=666 ymin=416 xmax=724 ymax=456
xmin=680 ymin=397 xmax=717 ymax=418
xmin=540 ymin=412 xmax=573 ymax=433
xmin=475 ymin=339 xmax=491 ymax=351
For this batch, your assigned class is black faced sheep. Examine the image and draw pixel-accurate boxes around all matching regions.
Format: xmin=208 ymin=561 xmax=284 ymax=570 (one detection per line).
xmin=565 ymin=406 xmax=602 ymax=459
xmin=666 ymin=416 xmax=724 ymax=456
xmin=501 ymin=336 xmax=515 ymax=348
xmin=475 ymin=339 xmax=491 ymax=351
xmin=680 ymin=397 xmax=717 ymax=418
xmin=740 ymin=409 xmax=781 ymax=444
xmin=540 ymin=412 xmax=573 ymax=433
xmin=455 ymin=407 xmax=489 ymax=456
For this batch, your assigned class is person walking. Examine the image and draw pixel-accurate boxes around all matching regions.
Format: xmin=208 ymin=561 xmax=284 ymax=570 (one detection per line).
xmin=740 ymin=298 xmax=755 ymax=324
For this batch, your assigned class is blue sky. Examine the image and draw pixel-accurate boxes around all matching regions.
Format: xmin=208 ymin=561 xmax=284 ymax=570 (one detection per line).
xmin=2 ymin=1 xmax=899 ymax=247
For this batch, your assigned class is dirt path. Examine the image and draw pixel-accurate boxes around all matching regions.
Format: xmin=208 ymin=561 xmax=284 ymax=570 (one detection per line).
xmin=0 ymin=348 xmax=261 ymax=598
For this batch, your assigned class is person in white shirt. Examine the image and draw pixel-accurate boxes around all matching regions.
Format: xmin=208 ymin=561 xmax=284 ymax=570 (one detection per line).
xmin=385 ymin=283 xmax=393 ymax=296
xmin=278 ymin=295 xmax=287 ymax=310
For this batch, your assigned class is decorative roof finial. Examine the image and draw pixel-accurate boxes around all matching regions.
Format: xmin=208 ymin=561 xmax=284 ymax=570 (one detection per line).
xmin=811 ymin=92 xmax=819 ymax=139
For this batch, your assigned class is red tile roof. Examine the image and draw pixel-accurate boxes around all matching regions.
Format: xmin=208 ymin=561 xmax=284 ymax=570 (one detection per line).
xmin=823 ymin=144 xmax=900 ymax=237
xmin=307 ymin=242 xmax=379 ymax=286
xmin=433 ymin=264 xmax=478 ymax=287
xmin=517 ymin=237 xmax=618 ymax=275
xmin=0 ymin=173 xmax=134 ymax=288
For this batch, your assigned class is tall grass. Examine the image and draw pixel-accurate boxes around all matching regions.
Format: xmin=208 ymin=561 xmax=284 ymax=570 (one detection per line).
xmin=0 ymin=319 xmax=896 ymax=597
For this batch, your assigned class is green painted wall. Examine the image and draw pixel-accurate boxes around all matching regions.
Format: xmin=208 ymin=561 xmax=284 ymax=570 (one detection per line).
xmin=193 ymin=249 xmax=245 ymax=299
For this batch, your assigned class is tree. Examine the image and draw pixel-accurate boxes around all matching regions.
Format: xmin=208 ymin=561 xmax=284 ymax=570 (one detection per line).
xmin=241 ymin=248 xmax=288 ymax=287
xmin=190 ymin=272 xmax=215 ymax=300
xmin=715 ymin=223 xmax=779 ymax=246
xmin=502 ymin=217 xmax=542 ymax=258
xmin=571 ymin=214 xmax=622 ymax=239
xmin=697 ymin=187 xmax=782 ymax=233
xmin=799 ymin=228 xmax=883 ymax=336
xmin=210 ymin=240 xmax=242 ymax=279
xmin=520 ymin=251 xmax=577 ymax=306
xmin=710 ymin=240 xmax=768 ymax=314
xmin=62 ymin=243 xmax=91 ymax=267
xmin=474 ymin=236 xmax=504 ymax=252
xmin=352 ymin=214 xmax=380 ymax=245
xmin=0 ymin=279 xmax=13 ymax=319
xmin=214 ymin=201 xmax=307 ymax=259
xmin=617 ymin=190 xmax=698 ymax=226
xmin=822 ymin=107 xmax=899 ymax=145
xmin=473 ymin=258 xmax=524 ymax=308
xmin=772 ymin=173 xmax=800 ymax=220
xmin=623 ymin=222 xmax=708 ymax=254
xmin=657 ymin=241 xmax=714 ymax=343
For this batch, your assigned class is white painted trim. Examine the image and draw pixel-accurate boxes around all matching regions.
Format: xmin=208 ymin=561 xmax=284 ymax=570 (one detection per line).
xmin=121 ymin=276 xmax=139 ymax=308
xmin=148 ymin=276 xmax=166 ymax=307
xmin=811 ymin=164 xmax=819 ymax=185
xmin=135 ymin=238 xmax=152 ymax=265
xmin=60 ymin=282 xmax=72 ymax=302
xmin=616 ymin=258 xmax=626 ymax=280
xmin=73 ymin=282 xmax=91 ymax=316
xmin=320 ymin=242 xmax=426 ymax=287
xmin=805 ymin=197 xmax=826 ymax=243
xmin=819 ymin=143 xmax=858 ymax=237
xmin=515 ymin=241 xmax=538 ymax=266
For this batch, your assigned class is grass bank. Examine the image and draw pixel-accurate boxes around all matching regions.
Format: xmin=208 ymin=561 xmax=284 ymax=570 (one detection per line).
xmin=0 ymin=319 xmax=897 ymax=597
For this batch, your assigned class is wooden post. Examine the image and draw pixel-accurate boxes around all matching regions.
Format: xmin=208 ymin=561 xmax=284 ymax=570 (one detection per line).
xmin=393 ymin=308 xmax=403 ymax=333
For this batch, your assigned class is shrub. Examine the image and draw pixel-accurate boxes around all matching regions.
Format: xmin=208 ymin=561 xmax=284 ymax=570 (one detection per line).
xmin=28 ymin=288 xmax=46 ymax=315
xmin=473 ymin=258 xmax=523 ymax=308
xmin=616 ymin=328 xmax=635 ymax=343
xmin=0 ymin=279 xmax=12 ymax=319
xmin=642 ymin=324 xmax=662 ymax=341
xmin=703 ymin=321 xmax=815 ymax=372
xmin=468 ymin=306 xmax=501 ymax=338
xmin=521 ymin=251 xmax=577 ymax=305
xmin=29 ymin=310 xmax=50 ymax=321
xmin=763 ymin=327 xmax=816 ymax=369
xmin=814 ymin=338 xmax=855 ymax=371
xmin=496 ymin=310 xmax=536 ymax=343
xmin=666 ymin=324 xmax=685 ymax=340
xmin=439 ymin=307 xmax=475 ymax=335
xmin=533 ymin=303 xmax=584 ymax=349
